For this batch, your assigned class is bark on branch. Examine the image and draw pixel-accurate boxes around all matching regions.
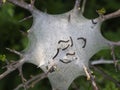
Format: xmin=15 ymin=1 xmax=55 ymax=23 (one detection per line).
xmin=0 ymin=59 xmax=25 ymax=80
xmin=7 ymin=0 xmax=35 ymax=12
xmin=103 ymin=9 xmax=120 ymax=21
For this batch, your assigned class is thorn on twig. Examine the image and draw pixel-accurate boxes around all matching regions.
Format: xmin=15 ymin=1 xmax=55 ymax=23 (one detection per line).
xmin=6 ymin=48 xmax=23 ymax=57
xmin=110 ymin=46 xmax=118 ymax=71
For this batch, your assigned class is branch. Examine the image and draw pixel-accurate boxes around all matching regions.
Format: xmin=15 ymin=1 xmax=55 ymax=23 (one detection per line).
xmin=14 ymin=73 xmax=48 ymax=90
xmin=0 ymin=59 xmax=25 ymax=80
xmin=91 ymin=66 xmax=120 ymax=88
xmin=90 ymin=59 xmax=120 ymax=65
xmin=108 ymin=41 xmax=120 ymax=46
xmin=7 ymin=0 xmax=35 ymax=12
xmin=6 ymin=48 xmax=23 ymax=58
xmin=101 ymin=9 xmax=120 ymax=21
xmin=107 ymin=41 xmax=120 ymax=70
xmin=19 ymin=15 xmax=33 ymax=22
xmin=14 ymin=64 xmax=57 ymax=90
xmin=83 ymin=65 xmax=98 ymax=90
xmin=73 ymin=0 xmax=81 ymax=14
xmin=81 ymin=0 xmax=86 ymax=13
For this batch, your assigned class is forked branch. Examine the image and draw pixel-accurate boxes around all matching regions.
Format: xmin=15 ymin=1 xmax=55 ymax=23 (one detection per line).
xmin=0 ymin=59 xmax=25 ymax=80
xmin=14 ymin=73 xmax=48 ymax=90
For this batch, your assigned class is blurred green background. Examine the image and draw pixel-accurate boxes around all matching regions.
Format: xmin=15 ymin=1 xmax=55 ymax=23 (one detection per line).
xmin=0 ymin=0 xmax=120 ymax=90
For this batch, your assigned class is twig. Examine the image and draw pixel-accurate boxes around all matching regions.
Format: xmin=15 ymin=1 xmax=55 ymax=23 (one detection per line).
xmin=73 ymin=0 xmax=81 ymax=13
xmin=18 ymin=66 xmax=27 ymax=90
xmin=91 ymin=66 xmax=120 ymax=88
xmin=83 ymin=65 xmax=90 ymax=80
xmin=109 ymin=41 xmax=120 ymax=46
xmin=110 ymin=46 xmax=117 ymax=71
xmin=90 ymin=59 xmax=119 ymax=65
xmin=83 ymin=65 xmax=98 ymax=90
xmin=74 ymin=0 xmax=81 ymax=9
xmin=0 ymin=59 xmax=25 ymax=80
xmin=101 ymin=9 xmax=120 ymax=21
xmin=7 ymin=0 xmax=35 ymax=11
xmin=19 ymin=15 xmax=32 ymax=22
xmin=14 ymin=72 xmax=48 ymax=90
xmin=107 ymin=41 xmax=120 ymax=70
xmin=81 ymin=0 xmax=86 ymax=13
xmin=6 ymin=48 xmax=23 ymax=58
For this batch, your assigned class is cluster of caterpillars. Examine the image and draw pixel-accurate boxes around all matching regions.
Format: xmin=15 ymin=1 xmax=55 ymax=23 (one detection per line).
xmin=47 ymin=36 xmax=87 ymax=73
xmin=52 ymin=36 xmax=87 ymax=64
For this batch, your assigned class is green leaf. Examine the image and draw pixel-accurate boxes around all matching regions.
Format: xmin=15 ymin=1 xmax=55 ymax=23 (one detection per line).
xmin=0 ymin=54 xmax=6 ymax=62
